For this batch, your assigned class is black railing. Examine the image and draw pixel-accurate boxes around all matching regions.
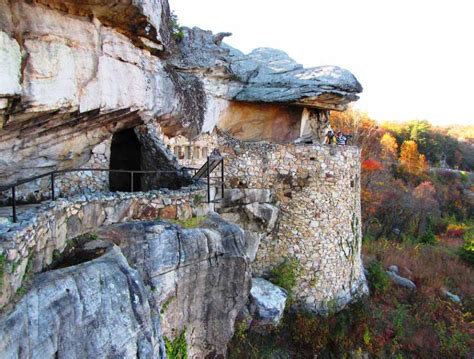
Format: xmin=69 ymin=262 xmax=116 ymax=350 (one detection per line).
xmin=192 ymin=156 xmax=225 ymax=204
xmin=0 ymin=158 xmax=226 ymax=223
xmin=0 ymin=167 xmax=194 ymax=223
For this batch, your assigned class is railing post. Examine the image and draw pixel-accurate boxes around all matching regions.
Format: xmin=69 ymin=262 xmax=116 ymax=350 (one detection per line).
xmin=131 ymin=172 xmax=134 ymax=192
xmin=51 ymin=173 xmax=55 ymax=201
xmin=12 ymin=186 xmax=17 ymax=223
xmin=221 ymin=159 xmax=224 ymax=200
xmin=207 ymin=156 xmax=210 ymax=203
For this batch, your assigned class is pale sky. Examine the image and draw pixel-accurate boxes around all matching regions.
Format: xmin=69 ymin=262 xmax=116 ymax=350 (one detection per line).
xmin=171 ymin=0 xmax=474 ymax=125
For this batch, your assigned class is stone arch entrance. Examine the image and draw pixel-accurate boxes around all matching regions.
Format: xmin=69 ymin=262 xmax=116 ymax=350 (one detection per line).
xmin=109 ymin=128 xmax=142 ymax=192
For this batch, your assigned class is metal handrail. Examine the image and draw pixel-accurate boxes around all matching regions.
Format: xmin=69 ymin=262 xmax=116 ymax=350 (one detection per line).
xmin=1 ymin=160 xmax=225 ymax=223
xmin=0 ymin=167 xmax=193 ymax=223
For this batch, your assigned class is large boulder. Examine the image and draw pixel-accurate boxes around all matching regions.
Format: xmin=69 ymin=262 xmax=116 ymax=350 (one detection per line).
xmin=248 ymin=277 xmax=288 ymax=331
xmin=386 ymin=270 xmax=417 ymax=290
xmin=0 ymin=214 xmax=252 ymax=358
xmin=229 ymin=48 xmax=362 ymax=110
xmin=0 ymin=246 xmax=163 ymax=358
xmin=94 ymin=213 xmax=252 ymax=358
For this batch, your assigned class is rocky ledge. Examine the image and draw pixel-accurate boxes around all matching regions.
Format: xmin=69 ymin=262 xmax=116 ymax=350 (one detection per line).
xmin=178 ymin=27 xmax=362 ymax=111
xmin=0 ymin=214 xmax=252 ymax=358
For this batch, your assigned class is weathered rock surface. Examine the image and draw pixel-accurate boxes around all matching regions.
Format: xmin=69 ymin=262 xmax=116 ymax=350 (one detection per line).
xmin=219 ymin=188 xmax=280 ymax=267
xmin=223 ymin=188 xmax=274 ymax=206
xmin=0 ymin=0 xmax=362 ymax=185
xmin=178 ymin=27 xmax=362 ymax=111
xmin=94 ymin=213 xmax=252 ymax=358
xmin=0 ymin=213 xmax=252 ymax=358
xmin=0 ymin=246 xmax=162 ymax=358
xmin=386 ymin=271 xmax=417 ymax=290
xmin=248 ymin=277 xmax=287 ymax=331
xmin=217 ymin=101 xmax=303 ymax=143
xmin=0 ymin=0 xmax=198 ymax=185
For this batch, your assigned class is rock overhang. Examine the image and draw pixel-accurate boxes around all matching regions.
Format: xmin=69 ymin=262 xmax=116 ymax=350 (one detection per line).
xmin=30 ymin=0 xmax=168 ymax=54
xmin=178 ymin=27 xmax=363 ymax=111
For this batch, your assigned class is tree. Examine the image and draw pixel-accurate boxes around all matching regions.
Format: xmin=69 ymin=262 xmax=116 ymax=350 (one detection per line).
xmin=399 ymin=140 xmax=428 ymax=176
xmin=380 ymin=133 xmax=398 ymax=163
xmin=412 ymin=181 xmax=440 ymax=237
xmin=330 ymin=109 xmax=379 ymax=157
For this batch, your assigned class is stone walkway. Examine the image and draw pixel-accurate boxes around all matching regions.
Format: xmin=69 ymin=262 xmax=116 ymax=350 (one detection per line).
xmin=0 ymin=203 xmax=42 ymax=223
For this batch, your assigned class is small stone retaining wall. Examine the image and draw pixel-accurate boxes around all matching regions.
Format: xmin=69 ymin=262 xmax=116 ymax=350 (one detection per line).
xmin=0 ymin=186 xmax=207 ymax=309
xmin=222 ymin=142 xmax=368 ymax=312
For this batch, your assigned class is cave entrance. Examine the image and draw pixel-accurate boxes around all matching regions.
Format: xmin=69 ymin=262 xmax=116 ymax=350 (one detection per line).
xmin=109 ymin=128 xmax=142 ymax=192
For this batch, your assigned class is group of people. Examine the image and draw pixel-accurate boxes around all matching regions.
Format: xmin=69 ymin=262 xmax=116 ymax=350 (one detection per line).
xmin=324 ymin=130 xmax=352 ymax=146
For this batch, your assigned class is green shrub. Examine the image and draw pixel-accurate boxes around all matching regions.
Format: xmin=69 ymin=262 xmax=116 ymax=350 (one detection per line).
xmin=436 ymin=322 xmax=471 ymax=357
xmin=193 ymin=194 xmax=204 ymax=205
xmin=164 ymin=329 xmax=187 ymax=359
xmin=459 ymin=171 xmax=469 ymax=184
xmin=169 ymin=216 xmax=206 ymax=229
xmin=419 ymin=230 xmax=437 ymax=245
xmin=169 ymin=11 xmax=184 ymax=42
xmin=160 ymin=296 xmax=175 ymax=315
xmin=459 ymin=229 xmax=474 ymax=265
xmin=268 ymin=257 xmax=300 ymax=300
xmin=366 ymin=259 xmax=390 ymax=295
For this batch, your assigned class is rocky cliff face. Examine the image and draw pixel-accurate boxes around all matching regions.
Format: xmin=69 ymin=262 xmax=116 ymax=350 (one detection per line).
xmin=0 ymin=1 xmax=366 ymax=357
xmin=0 ymin=214 xmax=251 ymax=358
xmin=0 ymin=0 xmax=362 ymax=186
xmin=0 ymin=0 xmax=195 ymax=186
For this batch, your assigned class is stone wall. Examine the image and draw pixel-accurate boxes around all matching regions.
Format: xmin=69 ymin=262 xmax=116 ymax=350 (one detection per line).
xmin=0 ymin=186 xmax=208 ymax=309
xmin=0 ymin=139 xmax=111 ymax=204
xmin=221 ymin=141 xmax=368 ymax=312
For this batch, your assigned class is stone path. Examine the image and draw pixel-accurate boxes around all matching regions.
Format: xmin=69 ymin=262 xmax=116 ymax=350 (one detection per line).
xmin=0 ymin=203 xmax=42 ymax=222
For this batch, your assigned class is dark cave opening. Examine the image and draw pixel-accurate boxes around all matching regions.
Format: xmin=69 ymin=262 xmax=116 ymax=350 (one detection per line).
xmin=109 ymin=128 xmax=142 ymax=192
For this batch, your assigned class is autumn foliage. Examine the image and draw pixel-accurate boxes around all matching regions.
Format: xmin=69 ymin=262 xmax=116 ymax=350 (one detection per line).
xmin=228 ymin=111 xmax=474 ymax=358
xmin=399 ymin=140 xmax=429 ymax=176
xmin=329 ymin=110 xmax=473 ymax=240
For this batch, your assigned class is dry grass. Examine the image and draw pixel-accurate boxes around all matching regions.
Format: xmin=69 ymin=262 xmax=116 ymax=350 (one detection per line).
xmin=363 ymin=238 xmax=474 ymax=304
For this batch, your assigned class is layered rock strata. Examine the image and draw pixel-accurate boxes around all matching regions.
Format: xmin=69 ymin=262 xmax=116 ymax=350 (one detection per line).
xmin=0 ymin=214 xmax=251 ymax=358
xmin=0 ymin=0 xmax=362 ymax=187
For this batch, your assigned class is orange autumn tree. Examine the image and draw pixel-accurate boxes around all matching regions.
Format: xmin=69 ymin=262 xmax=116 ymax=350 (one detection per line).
xmin=399 ymin=140 xmax=429 ymax=176
xmin=380 ymin=133 xmax=398 ymax=162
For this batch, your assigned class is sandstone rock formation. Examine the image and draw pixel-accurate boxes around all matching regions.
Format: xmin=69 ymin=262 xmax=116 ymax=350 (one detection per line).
xmin=0 ymin=0 xmax=197 ymax=186
xmin=0 ymin=214 xmax=252 ymax=358
xmin=0 ymin=1 xmax=362 ymax=186
xmin=178 ymin=27 xmax=362 ymax=110
xmin=0 ymin=246 xmax=161 ymax=358
xmin=93 ymin=213 xmax=252 ymax=358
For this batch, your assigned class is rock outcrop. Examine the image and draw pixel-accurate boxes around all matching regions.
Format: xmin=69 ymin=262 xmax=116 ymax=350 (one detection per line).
xmin=248 ymin=278 xmax=288 ymax=332
xmin=0 ymin=246 xmax=161 ymax=358
xmin=0 ymin=214 xmax=252 ymax=358
xmin=0 ymin=0 xmax=196 ymax=186
xmin=0 ymin=0 xmax=368 ymax=356
xmin=94 ymin=213 xmax=252 ymax=358
xmin=178 ymin=27 xmax=362 ymax=110
xmin=0 ymin=0 xmax=362 ymax=185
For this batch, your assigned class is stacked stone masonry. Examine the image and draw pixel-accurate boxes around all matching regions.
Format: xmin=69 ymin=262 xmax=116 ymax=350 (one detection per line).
xmin=0 ymin=139 xmax=111 ymax=204
xmin=0 ymin=186 xmax=207 ymax=309
xmin=222 ymin=142 xmax=368 ymax=312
